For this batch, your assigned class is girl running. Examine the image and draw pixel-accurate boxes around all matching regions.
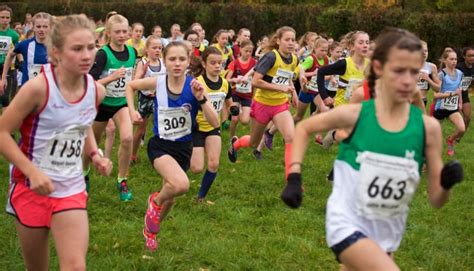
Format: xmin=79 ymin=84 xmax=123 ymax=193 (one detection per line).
xmin=210 ymin=29 xmax=233 ymax=76
xmin=190 ymin=47 xmax=232 ymax=201
xmin=418 ymin=41 xmax=441 ymax=106
xmin=255 ymin=35 xmax=269 ymax=60
xmin=130 ymin=36 xmax=165 ymax=164
xmin=184 ymin=30 xmax=201 ymax=57
xmin=226 ymin=40 xmax=257 ymax=139
xmin=433 ymin=50 xmax=465 ymax=156
xmin=232 ymin=28 xmax=251 ymax=58
xmin=297 ymin=31 xmax=317 ymax=61
xmin=126 ymin=22 xmax=145 ymax=59
xmin=87 ymin=14 xmax=136 ymax=201
xmin=317 ymin=31 xmax=370 ymax=108
xmin=294 ymin=37 xmax=330 ymax=123
xmin=457 ymin=46 xmax=473 ymax=131
xmin=125 ymin=41 xmax=219 ymax=251
xmin=1 ymin=12 xmax=51 ymax=89
xmin=228 ymin=26 xmax=300 ymax=180
xmin=281 ymin=27 xmax=463 ymax=270
xmin=0 ymin=15 xmax=112 ymax=270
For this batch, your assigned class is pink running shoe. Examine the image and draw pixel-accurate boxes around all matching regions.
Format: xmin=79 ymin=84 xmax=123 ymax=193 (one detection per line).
xmin=143 ymin=192 xmax=162 ymax=251
xmin=447 ymin=138 xmax=455 ymax=156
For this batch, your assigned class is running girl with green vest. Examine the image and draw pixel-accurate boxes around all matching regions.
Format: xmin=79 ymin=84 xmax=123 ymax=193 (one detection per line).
xmin=87 ymin=14 xmax=137 ymax=201
xmin=281 ymin=27 xmax=463 ymax=270
xmin=0 ymin=5 xmax=20 ymax=112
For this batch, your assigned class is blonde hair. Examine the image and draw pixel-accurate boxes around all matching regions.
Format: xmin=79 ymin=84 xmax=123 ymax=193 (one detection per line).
xmin=298 ymin=31 xmax=317 ymax=48
xmin=265 ymin=26 xmax=296 ymax=52
xmin=32 ymin=12 xmax=52 ymax=26
xmin=48 ymin=14 xmax=95 ymax=65
xmin=313 ymin=38 xmax=328 ymax=50
xmin=105 ymin=14 xmax=128 ymax=44
xmin=439 ymin=48 xmax=456 ymax=70
xmin=347 ymin=31 xmax=369 ymax=49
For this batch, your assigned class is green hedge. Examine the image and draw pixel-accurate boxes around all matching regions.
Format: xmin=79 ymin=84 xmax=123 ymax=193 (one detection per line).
xmin=5 ymin=2 xmax=473 ymax=62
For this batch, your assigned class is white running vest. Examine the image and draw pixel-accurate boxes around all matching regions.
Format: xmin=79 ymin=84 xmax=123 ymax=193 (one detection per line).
xmin=10 ymin=63 xmax=98 ymax=197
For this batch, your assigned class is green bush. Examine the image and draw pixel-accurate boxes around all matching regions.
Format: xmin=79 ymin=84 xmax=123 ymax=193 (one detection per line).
xmin=5 ymin=2 xmax=473 ymax=62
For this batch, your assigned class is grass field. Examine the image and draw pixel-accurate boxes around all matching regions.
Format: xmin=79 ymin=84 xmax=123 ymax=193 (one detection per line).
xmin=0 ymin=106 xmax=473 ymax=270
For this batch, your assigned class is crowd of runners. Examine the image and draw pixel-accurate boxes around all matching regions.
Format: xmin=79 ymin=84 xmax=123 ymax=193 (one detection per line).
xmin=0 ymin=5 xmax=469 ymax=270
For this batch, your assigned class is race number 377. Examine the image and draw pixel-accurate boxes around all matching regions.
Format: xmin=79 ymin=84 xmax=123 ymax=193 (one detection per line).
xmin=272 ymin=69 xmax=293 ymax=86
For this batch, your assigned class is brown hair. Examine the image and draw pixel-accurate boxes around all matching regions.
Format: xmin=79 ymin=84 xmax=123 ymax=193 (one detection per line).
xmin=298 ymin=31 xmax=317 ymax=48
xmin=265 ymin=26 xmax=296 ymax=52
xmin=439 ymin=48 xmax=456 ymax=70
xmin=329 ymin=41 xmax=341 ymax=53
xmin=367 ymin=27 xmax=423 ymax=98
xmin=212 ymin=29 xmax=228 ymax=44
xmin=131 ymin=22 xmax=144 ymax=31
xmin=239 ymin=39 xmax=254 ymax=49
xmin=162 ymin=41 xmax=190 ymax=60
xmin=189 ymin=46 xmax=221 ymax=77
xmin=0 ymin=5 xmax=12 ymax=15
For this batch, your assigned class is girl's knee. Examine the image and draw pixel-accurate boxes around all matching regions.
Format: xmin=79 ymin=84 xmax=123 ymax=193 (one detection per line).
xmin=207 ymin=159 xmax=220 ymax=172
xmin=190 ymin=163 xmax=204 ymax=174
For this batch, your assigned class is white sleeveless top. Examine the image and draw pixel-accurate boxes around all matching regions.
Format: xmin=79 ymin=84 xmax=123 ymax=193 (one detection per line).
xmin=10 ymin=63 xmax=98 ymax=197
xmin=140 ymin=58 xmax=166 ymax=96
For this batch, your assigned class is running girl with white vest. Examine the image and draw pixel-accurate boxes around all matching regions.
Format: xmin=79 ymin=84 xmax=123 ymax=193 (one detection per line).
xmin=0 ymin=15 xmax=112 ymax=270
xmin=130 ymin=36 xmax=166 ymax=164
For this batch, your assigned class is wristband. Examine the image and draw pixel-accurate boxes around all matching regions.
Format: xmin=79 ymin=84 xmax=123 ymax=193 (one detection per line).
xmin=198 ymin=96 xmax=207 ymax=104
xmin=89 ymin=149 xmax=104 ymax=160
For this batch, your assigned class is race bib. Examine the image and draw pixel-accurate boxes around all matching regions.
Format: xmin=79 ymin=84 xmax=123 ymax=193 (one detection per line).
xmin=28 ymin=64 xmax=42 ymax=79
xmin=344 ymin=79 xmax=362 ymax=100
xmin=440 ymin=95 xmax=459 ymax=111
xmin=208 ymin=92 xmax=227 ymax=113
xmin=306 ymin=75 xmax=318 ymax=93
xmin=0 ymin=36 xmax=12 ymax=56
xmin=327 ymin=75 xmax=339 ymax=92
xmin=157 ymin=107 xmax=192 ymax=140
xmin=417 ymin=80 xmax=429 ymax=90
xmin=461 ymin=76 xmax=472 ymax=91
xmin=235 ymin=76 xmax=252 ymax=94
xmin=39 ymin=126 xmax=88 ymax=178
xmin=356 ymin=151 xmax=419 ymax=219
xmin=417 ymin=70 xmax=429 ymax=90
xmin=272 ymin=68 xmax=293 ymax=86
xmin=106 ymin=67 xmax=133 ymax=97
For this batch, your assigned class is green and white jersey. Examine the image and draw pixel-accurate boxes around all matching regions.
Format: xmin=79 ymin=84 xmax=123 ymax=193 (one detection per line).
xmin=326 ymin=99 xmax=425 ymax=252
xmin=99 ymin=45 xmax=136 ymax=107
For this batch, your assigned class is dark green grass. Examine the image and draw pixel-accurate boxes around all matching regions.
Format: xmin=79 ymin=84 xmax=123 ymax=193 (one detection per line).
xmin=0 ymin=108 xmax=473 ymax=270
